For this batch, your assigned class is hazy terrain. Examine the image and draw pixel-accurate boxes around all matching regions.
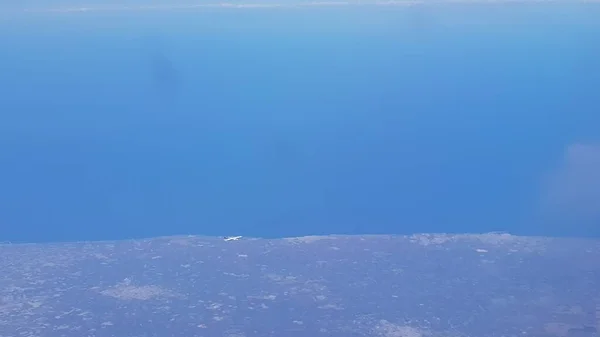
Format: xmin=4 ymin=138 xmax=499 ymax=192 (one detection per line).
xmin=1 ymin=233 xmax=599 ymax=336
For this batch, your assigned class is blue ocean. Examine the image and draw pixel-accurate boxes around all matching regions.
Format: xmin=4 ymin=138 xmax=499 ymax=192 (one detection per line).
xmin=1 ymin=3 xmax=599 ymax=243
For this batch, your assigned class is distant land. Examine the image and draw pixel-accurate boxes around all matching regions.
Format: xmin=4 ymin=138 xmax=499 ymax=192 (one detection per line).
xmin=0 ymin=231 xmax=591 ymax=246
xmin=1 ymin=232 xmax=599 ymax=337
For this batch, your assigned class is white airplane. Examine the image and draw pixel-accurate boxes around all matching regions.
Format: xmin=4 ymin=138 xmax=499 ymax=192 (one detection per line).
xmin=223 ymin=236 xmax=242 ymax=241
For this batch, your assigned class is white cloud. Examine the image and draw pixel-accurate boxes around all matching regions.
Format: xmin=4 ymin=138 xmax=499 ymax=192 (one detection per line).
xmin=540 ymin=143 xmax=600 ymax=223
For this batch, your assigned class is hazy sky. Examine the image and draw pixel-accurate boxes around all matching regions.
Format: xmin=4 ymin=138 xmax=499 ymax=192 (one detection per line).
xmin=0 ymin=3 xmax=599 ymax=243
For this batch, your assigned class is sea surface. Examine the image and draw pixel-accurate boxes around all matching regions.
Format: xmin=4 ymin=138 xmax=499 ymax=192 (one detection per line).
xmin=0 ymin=2 xmax=599 ymax=243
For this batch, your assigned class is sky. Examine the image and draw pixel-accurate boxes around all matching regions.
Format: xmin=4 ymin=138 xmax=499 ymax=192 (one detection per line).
xmin=0 ymin=2 xmax=599 ymax=243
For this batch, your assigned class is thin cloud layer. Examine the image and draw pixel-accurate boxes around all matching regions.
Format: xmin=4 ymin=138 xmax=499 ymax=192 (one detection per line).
xmin=15 ymin=0 xmax=598 ymax=15
xmin=540 ymin=143 xmax=600 ymax=226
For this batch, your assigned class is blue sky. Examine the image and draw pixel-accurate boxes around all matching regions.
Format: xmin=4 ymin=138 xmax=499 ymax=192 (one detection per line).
xmin=0 ymin=3 xmax=599 ymax=243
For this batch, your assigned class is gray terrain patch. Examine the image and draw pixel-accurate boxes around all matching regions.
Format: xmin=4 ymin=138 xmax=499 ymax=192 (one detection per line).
xmin=0 ymin=233 xmax=598 ymax=337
